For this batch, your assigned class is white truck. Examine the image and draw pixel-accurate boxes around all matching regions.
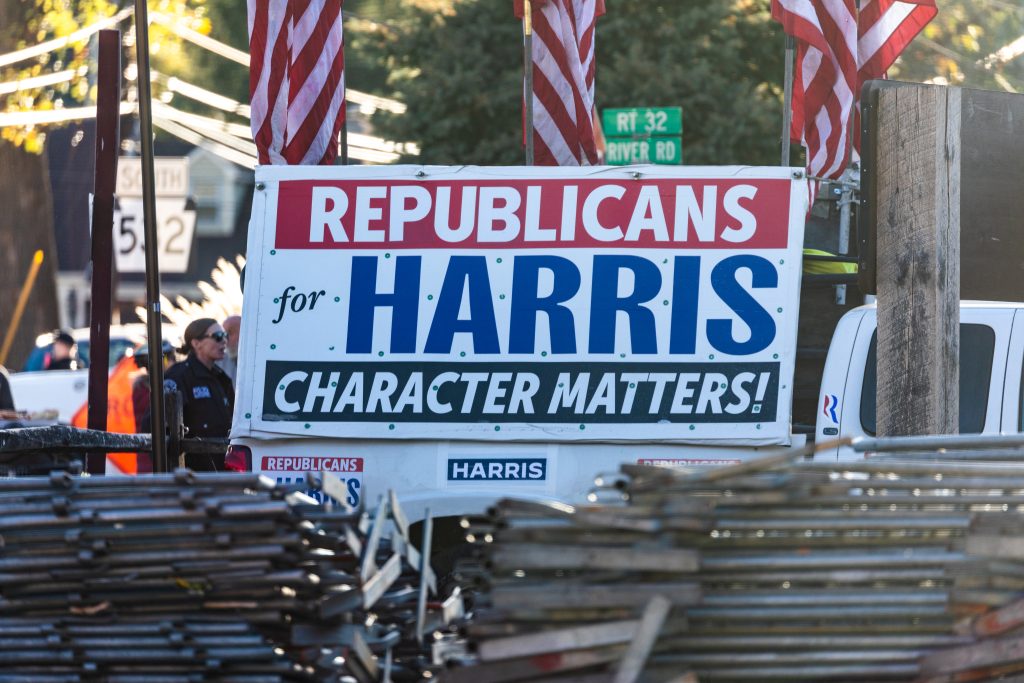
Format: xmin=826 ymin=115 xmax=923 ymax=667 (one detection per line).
xmin=229 ymin=164 xmax=810 ymax=531
xmin=815 ymin=300 xmax=1024 ymax=460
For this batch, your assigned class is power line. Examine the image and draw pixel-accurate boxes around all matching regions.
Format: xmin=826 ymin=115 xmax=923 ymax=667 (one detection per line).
xmin=0 ymin=7 xmax=133 ymax=69
xmin=0 ymin=8 xmax=407 ymax=115
xmin=0 ymin=68 xmax=81 ymax=96
xmin=149 ymin=11 xmax=406 ymax=114
xmin=151 ymin=113 xmax=258 ymax=168
xmin=980 ymin=35 xmax=1024 ymax=69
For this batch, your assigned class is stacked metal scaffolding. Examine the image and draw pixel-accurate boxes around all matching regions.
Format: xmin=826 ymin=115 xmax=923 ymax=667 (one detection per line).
xmin=0 ymin=470 xmax=462 ymax=681
xmin=444 ymin=439 xmax=1024 ymax=682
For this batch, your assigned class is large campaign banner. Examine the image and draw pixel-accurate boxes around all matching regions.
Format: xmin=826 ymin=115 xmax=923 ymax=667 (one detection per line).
xmin=233 ymin=166 xmax=807 ymax=444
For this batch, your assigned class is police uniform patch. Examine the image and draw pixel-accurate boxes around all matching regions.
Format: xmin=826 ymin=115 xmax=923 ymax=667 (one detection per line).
xmin=164 ymin=379 xmax=178 ymax=393
xmin=193 ymin=386 xmax=212 ymax=399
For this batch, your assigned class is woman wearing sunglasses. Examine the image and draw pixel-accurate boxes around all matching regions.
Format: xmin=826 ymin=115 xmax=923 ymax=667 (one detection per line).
xmin=163 ymin=317 xmax=235 ymax=471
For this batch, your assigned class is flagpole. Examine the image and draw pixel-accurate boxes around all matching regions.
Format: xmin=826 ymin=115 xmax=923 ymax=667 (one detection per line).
xmin=340 ymin=117 xmax=348 ymax=164
xmin=781 ymin=34 xmax=794 ymax=166
xmin=523 ymin=0 xmax=534 ymax=166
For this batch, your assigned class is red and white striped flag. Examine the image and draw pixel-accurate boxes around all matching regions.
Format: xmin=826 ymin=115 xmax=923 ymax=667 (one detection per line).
xmin=773 ymin=0 xmax=858 ymax=180
xmin=248 ymin=0 xmax=346 ymax=165
xmin=853 ymin=0 xmax=937 ymax=150
xmin=514 ymin=0 xmax=605 ymax=166
xmin=772 ymin=0 xmax=936 ymax=180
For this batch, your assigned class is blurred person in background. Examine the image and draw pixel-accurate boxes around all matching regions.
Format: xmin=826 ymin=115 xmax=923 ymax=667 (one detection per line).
xmin=45 ymin=330 xmax=78 ymax=370
xmin=131 ymin=342 xmax=177 ymax=433
xmin=164 ymin=318 xmax=234 ymax=471
xmin=0 ymin=365 xmax=15 ymax=412
xmin=219 ymin=314 xmax=241 ymax=383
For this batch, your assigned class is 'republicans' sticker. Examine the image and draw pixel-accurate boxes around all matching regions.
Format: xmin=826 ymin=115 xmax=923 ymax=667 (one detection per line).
xmin=260 ymin=455 xmax=363 ymax=507
xmin=637 ymin=458 xmax=742 ymax=467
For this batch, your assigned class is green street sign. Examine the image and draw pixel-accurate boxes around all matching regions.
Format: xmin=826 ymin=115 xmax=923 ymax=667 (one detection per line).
xmin=602 ymin=107 xmax=682 ymax=137
xmin=606 ymin=136 xmax=682 ymax=165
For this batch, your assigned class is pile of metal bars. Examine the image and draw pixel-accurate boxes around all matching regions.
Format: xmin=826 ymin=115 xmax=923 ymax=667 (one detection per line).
xmin=0 ymin=469 xmax=462 ymax=682
xmin=444 ymin=438 xmax=1024 ymax=682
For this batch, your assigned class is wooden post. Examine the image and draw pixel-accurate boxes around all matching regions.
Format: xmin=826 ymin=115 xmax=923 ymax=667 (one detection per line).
xmin=874 ymin=84 xmax=961 ymax=437
xmin=88 ymin=30 xmax=121 ymax=434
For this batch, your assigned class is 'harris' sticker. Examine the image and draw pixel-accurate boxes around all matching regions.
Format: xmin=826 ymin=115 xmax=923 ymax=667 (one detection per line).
xmin=447 ymin=457 xmax=546 ymax=482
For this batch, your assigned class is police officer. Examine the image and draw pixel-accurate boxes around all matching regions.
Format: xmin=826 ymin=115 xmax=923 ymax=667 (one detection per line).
xmin=131 ymin=341 xmax=177 ymax=433
xmin=164 ymin=318 xmax=234 ymax=471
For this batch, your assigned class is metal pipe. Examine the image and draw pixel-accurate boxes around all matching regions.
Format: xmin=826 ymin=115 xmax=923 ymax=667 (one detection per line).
xmin=853 ymin=432 xmax=1024 ymax=453
xmin=522 ymin=0 xmax=534 ymax=166
xmin=133 ymin=0 xmax=168 ymax=474
xmin=781 ymin=35 xmax=795 ymax=167
xmin=416 ymin=509 xmax=432 ymax=645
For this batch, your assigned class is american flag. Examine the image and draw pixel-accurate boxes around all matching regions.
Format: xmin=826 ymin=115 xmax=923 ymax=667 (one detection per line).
xmin=514 ymin=0 xmax=605 ymax=166
xmin=854 ymin=0 xmax=938 ymax=151
xmin=773 ymin=0 xmax=936 ymax=180
xmin=248 ymin=0 xmax=346 ymax=165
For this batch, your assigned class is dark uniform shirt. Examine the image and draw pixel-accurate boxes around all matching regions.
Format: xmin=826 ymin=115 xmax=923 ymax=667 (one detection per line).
xmin=164 ymin=355 xmax=234 ymax=438
xmin=46 ymin=357 xmax=75 ymax=371
xmin=0 ymin=367 xmax=14 ymax=411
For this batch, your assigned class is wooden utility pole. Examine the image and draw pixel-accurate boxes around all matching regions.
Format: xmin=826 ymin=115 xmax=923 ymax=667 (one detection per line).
xmin=870 ymin=83 xmax=961 ymax=437
xmin=87 ymin=29 xmax=121 ymax=448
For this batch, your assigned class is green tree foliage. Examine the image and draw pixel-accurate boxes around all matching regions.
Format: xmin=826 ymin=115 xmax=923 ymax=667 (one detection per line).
xmin=1 ymin=0 xmax=210 ymax=150
xmin=892 ymin=0 xmax=1024 ymax=93
xmin=0 ymin=0 xmax=116 ymax=152
xmin=363 ymin=0 xmax=1024 ymax=166
xmin=368 ymin=0 xmax=522 ymax=165
xmin=184 ymin=0 xmax=249 ymax=108
xmin=597 ymin=0 xmax=783 ymax=165
xmin=369 ymin=0 xmax=786 ymax=166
